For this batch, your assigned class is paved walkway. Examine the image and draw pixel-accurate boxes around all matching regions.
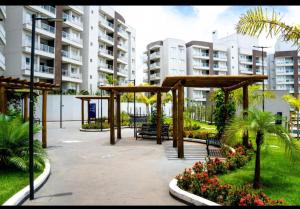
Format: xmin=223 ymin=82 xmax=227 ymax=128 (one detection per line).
xmin=23 ymin=122 xmax=207 ymax=205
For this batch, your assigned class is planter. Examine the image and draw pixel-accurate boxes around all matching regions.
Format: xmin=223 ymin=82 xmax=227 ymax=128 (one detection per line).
xmin=169 ymin=178 xmax=220 ymax=206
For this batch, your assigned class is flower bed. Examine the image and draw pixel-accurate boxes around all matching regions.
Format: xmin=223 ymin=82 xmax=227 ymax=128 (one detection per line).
xmin=175 ymin=144 xmax=286 ymax=206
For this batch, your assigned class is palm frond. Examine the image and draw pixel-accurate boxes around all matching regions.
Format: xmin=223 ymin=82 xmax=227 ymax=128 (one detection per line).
xmin=236 ymin=6 xmax=300 ymax=50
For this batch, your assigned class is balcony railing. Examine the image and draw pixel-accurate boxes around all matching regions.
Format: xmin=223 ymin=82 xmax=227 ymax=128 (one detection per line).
xmin=40 ymin=5 xmax=56 ymax=14
xmin=99 ymin=48 xmax=113 ymax=56
xmin=117 ymin=27 xmax=127 ymax=36
xmin=193 ymin=63 xmax=209 ymax=68
xmin=0 ymin=52 xmax=5 ymax=68
xmin=0 ymin=24 xmax=5 ymax=40
xmin=100 ymin=17 xmax=114 ymax=29
xmin=62 ymin=50 xmax=82 ymax=61
xmin=99 ymin=63 xmax=113 ymax=70
xmin=118 ymin=55 xmax=128 ymax=62
xmin=240 ymin=58 xmax=252 ymax=63
xmin=193 ymin=52 xmax=209 ymax=57
xmin=213 ymin=53 xmax=227 ymax=59
xmin=23 ymin=63 xmax=54 ymax=75
xmin=150 ymin=51 xmax=160 ymax=59
xmin=99 ymin=33 xmax=114 ymax=43
xmin=150 ymin=62 xmax=160 ymax=69
xmin=62 ymin=70 xmax=82 ymax=79
xmin=62 ymin=31 xmax=83 ymax=44
xmin=39 ymin=43 xmax=54 ymax=54
xmin=40 ymin=22 xmax=55 ymax=33
xmin=63 ymin=12 xmax=83 ymax=27
xmin=118 ymin=68 xmax=128 ymax=75
xmin=150 ymin=73 xmax=160 ymax=79
xmin=118 ymin=42 xmax=128 ymax=49
xmin=276 ymin=61 xmax=294 ymax=65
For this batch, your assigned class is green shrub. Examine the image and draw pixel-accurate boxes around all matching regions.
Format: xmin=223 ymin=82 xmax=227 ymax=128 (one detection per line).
xmin=82 ymin=122 xmax=110 ymax=129
xmin=0 ymin=114 xmax=45 ymax=171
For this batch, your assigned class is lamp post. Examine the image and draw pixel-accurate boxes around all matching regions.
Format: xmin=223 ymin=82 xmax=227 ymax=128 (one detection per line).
xmin=29 ymin=14 xmax=64 ymax=200
xmin=100 ymin=83 xmax=104 ymax=131
xmin=253 ymin=46 xmax=270 ymax=112
xmin=128 ymin=79 xmax=136 ymax=139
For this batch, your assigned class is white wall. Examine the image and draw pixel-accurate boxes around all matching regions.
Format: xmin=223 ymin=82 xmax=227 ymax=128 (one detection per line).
xmin=34 ymin=95 xmax=174 ymax=122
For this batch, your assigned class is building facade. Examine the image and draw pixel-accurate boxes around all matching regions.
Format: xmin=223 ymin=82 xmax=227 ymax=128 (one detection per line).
xmin=143 ymin=38 xmax=186 ymax=86
xmin=0 ymin=6 xmax=6 ymax=74
xmin=4 ymin=6 xmax=84 ymax=92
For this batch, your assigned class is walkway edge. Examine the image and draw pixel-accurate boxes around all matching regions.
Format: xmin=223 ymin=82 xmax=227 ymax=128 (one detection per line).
xmin=169 ymin=178 xmax=220 ymax=206
xmin=2 ymin=158 xmax=51 ymax=206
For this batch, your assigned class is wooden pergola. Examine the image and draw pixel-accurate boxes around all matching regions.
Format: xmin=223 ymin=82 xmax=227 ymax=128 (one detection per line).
xmin=75 ymin=95 xmax=111 ymax=125
xmin=98 ymin=86 xmax=171 ymax=145
xmin=99 ymin=75 xmax=268 ymax=158
xmin=0 ymin=76 xmax=60 ymax=148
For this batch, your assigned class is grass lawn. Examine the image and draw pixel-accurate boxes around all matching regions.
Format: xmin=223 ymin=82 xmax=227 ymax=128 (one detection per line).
xmin=164 ymin=117 xmax=216 ymax=130
xmin=0 ymin=168 xmax=43 ymax=205
xmin=218 ymin=136 xmax=300 ymax=205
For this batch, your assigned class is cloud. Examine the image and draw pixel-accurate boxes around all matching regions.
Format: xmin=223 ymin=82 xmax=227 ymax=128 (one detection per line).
xmin=112 ymin=6 xmax=293 ymax=84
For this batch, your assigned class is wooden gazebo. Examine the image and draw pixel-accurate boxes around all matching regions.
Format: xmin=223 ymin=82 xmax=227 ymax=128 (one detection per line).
xmin=75 ymin=95 xmax=112 ymax=126
xmin=99 ymin=75 xmax=268 ymax=158
xmin=0 ymin=76 xmax=60 ymax=148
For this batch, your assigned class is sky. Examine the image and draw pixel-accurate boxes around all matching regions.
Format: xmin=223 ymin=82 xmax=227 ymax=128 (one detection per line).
xmin=112 ymin=6 xmax=300 ymax=84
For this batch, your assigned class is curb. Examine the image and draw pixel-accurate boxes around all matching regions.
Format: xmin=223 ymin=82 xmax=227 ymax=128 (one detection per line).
xmin=169 ymin=178 xmax=220 ymax=206
xmin=2 ymin=158 xmax=51 ymax=206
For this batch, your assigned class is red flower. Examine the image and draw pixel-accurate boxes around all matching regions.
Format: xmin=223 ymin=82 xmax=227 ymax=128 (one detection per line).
xmin=254 ymin=198 xmax=265 ymax=206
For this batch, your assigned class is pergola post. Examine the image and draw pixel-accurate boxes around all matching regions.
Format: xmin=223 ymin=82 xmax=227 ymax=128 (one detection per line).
xmin=157 ymin=91 xmax=162 ymax=144
xmin=0 ymin=86 xmax=7 ymax=113
xmin=172 ymin=89 xmax=177 ymax=147
xmin=110 ymin=91 xmax=115 ymax=145
xmin=224 ymin=90 xmax=229 ymax=123
xmin=87 ymin=99 xmax=90 ymax=124
xmin=108 ymin=98 xmax=110 ymax=124
xmin=42 ymin=90 xmax=47 ymax=148
xmin=177 ymin=83 xmax=184 ymax=158
xmin=116 ymin=93 xmax=121 ymax=139
xmin=24 ymin=93 xmax=29 ymax=121
xmin=81 ymin=99 xmax=84 ymax=126
xmin=242 ymin=85 xmax=249 ymax=147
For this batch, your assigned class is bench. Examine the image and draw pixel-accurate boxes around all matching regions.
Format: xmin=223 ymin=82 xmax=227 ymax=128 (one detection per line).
xmin=206 ymin=133 xmax=222 ymax=157
xmin=137 ymin=124 xmax=170 ymax=140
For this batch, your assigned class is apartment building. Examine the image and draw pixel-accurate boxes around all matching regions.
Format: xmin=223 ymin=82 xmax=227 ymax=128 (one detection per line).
xmin=213 ymin=31 xmax=267 ymax=77
xmin=186 ymin=41 xmax=229 ymax=104
xmin=4 ymin=6 xmax=84 ymax=92
xmin=271 ymin=39 xmax=300 ymax=97
xmin=143 ymin=38 xmax=186 ymax=86
xmin=0 ymin=6 xmax=6 ymax=74
xmin=82 ymin=6 xmax=136 ymax=93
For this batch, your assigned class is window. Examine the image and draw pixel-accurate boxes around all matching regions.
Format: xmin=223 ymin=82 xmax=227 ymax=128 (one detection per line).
xmin=90 ymin=75 xmax=92 ymax=79
xmin=90 ymin=42 xmax=93 ymax=46
xmin=90 ymin=59 xmax=93 ymax=62
xmin=91 ymin=26 xmax=93 ymax=30
xmin=26 ymin=57 xmax=30 ymax=65
xmin=91 ymin=10 xmax=93 ymax=14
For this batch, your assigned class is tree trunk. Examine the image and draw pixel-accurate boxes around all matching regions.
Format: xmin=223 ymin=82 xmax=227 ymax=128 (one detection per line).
xmin=242 ymin=129 xmax=249 ymax=147
xmin=253 ymin=130 xmax=263 ymax=189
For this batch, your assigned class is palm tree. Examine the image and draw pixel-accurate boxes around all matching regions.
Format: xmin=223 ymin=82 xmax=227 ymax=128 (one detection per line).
xmin=121 ymin=82 xmax=135 ymax=113
xmin=105 ymin=74 xmax=118 ymax=86
xmin=232 ymin=84 xmax=276 ymax=109
xmin=0 ymin=114 xmax=46 ymax=171
xmin=136 ymin=93 xmax=157 ymax=116
xmin=224 ymin=108 xmax=300 ymax=189
xmin=282 ymin=94 xmax=300 ymax=139
xmin=236 ymin=6 xmax=300 ymax=49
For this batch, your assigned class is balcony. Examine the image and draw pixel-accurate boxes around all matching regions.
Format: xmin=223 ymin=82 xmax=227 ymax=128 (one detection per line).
xmin=98 ymin=48 xmax=113 ymax=58
xmin=118 ymin=68 xmax=128 ymax=76
xmin=213 ymin=64 xmax=227 ymax=71
xmin=40 ymin=22 xmax=55 ymax=34
xmin=193 ymin=51 xmax=209 ymax=58
xmin=276 ymin=61 xmax=294 ymax=65
xmin=0 ymin=52 xmax=5 ymax=70
xmin=62 ymin=69 xmax=82 ymax=79
xmin=213 ymin=53 xmax=227 ymax=60
xmin=39 ymin=43 xmax=55 ymax=54
xmin=117 ymin=27 xmax=128 ymax=39
xmin=23 ymin=63 xmax=54 ymax=76
xmin=99 ymin=17 xmax=114 ymax=30
xmin=193 ymin=63 xmax=209 ymax=69
xmin=99 ymin=33 xmax=114 ymax=44
xmin=150 ymin=62 xmax=160 ymax=70
xmin=62 ymin=31 xmax=83 ymax=45
xmin=240 ymin=58 xmax=252 ymax=63
xmin=150 ymin=51 xmax=160 ymax=60
xmin=117 ymin=42 xmax=128 ymax=51
xmin=62 ymin=50 xmax=82 ymax=63
xmin=40 ymin=5 xmax=56 ymax=14
xmin=0 ymin=23 xmax=5 ymax=45
xmin=150 ymin=73 xmax=160 ymax=80
xmin=23 ymin=20 xmax=55 ymax=37
xmin=99 ymin=63 xmax=113 ymax=71
xmin=39 ymin=65 xmax=54 ymax=74
xmin=63 ymin=12 xmax=83 ymax=28
xmin=118 ymin=55 xmax=128 ymax=63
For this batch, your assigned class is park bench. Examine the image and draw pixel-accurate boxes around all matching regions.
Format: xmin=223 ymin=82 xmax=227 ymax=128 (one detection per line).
xmin=137 ymin=123 xmax=170 ymax=140
xmin=206 ymin=133 xmax=222 ymax=157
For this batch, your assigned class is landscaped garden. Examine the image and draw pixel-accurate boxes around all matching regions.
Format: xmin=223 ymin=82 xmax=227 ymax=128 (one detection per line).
xmin=0 ymin=112 xmax=46 ymax=204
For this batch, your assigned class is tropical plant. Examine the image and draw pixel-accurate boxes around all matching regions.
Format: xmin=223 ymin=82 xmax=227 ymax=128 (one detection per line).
xmin=0 ymin=114 xmax=46 ymax=171
xmin=213 ymin=90 xmax=236 ymax=139
xmin=224 ymin=108 xmax=300 ymax=189
xmin=105 ymin=74 xmax=118 ymax=85
xmin=236 ymin=6 xmax=300 ymax=50
xmin=282 ymin=94 xmax=300 ymax=139
xmin=65 ymin=89 xmax=77 ymax=95
xmin=232 ymin=85 xmax=276 ymax=108
xmin=136 ymin=93 xmax=157 ymax=116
